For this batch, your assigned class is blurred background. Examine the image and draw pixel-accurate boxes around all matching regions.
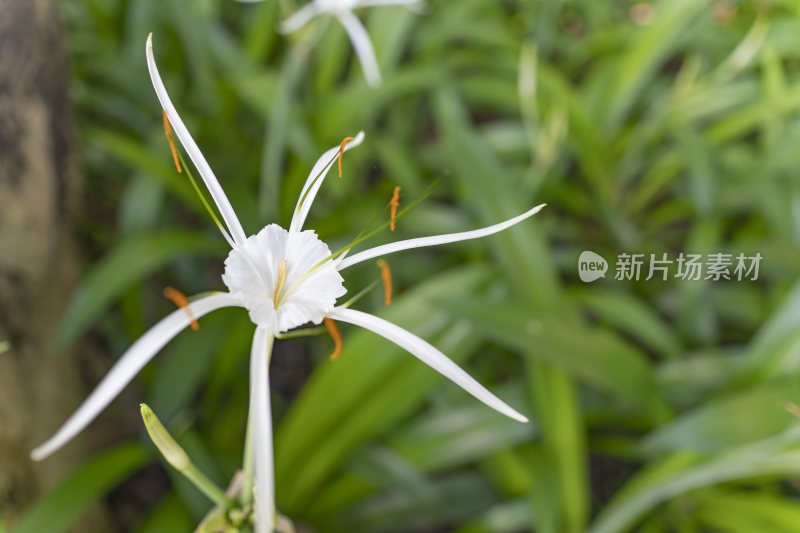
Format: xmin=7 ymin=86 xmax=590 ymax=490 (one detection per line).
xmin=4 ymin=0 xmax=800 ymax=531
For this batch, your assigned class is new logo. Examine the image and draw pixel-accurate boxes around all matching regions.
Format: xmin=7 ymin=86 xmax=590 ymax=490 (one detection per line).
xmin=578 ymin=251 xmax=608 ymax=282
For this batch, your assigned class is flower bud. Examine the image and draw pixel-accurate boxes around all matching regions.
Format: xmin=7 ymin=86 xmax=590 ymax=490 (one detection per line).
xmin=140 ymin=403 xmax=190 ymax=471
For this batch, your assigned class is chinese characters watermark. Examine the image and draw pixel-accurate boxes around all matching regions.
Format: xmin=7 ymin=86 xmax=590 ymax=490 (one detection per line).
xmin=579 ymin=251 xmax=762 ymax=283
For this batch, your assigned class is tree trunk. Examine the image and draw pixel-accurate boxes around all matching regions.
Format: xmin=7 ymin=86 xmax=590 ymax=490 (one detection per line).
xmin=0 ymin=0 xmax=110 ymax=529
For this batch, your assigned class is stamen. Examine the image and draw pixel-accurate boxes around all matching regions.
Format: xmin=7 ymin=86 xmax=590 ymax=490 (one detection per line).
xmin=273 ymin=260 xmax=287 ymax=309
xmin=338 ymin=136 xmax=355 ymax=178
xmin=323 ymin=318 xmax=343 ymax=361
xmin=389 ymin=186 xmax=400 ymax=231
xmin=162 ymin=110 xmax=182 ymax=173
xmin=163 ymin=286 xmax=199 ymax=331
xmin=377 ymin=259 xmax=392 ymax=306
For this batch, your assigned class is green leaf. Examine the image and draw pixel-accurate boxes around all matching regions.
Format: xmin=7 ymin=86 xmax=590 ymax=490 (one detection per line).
xmin=55 ymin=231 xmax=224 ymax=347
xmin=342 ymin=473 xmax=497 ymax=533
xmin=590 ymin=431 xmax=800 ymax=533
xmin=641 ymin=383 xmax=800 ymax=455
xmin=148 ymin=310 xmax=244 ymax=420
xmin=573 ymin=288 xmax=682 ymax=359
xmin=275 ymin=265 xmax=495 ymax=513
xmin=11 ymin=444 xmax=149 ymax=533
xmin=454 ymin=499 xmax=533 ymax=533
xmin=437 ymin=297 xmax=662 ymax=412
xmin=528 ymin=364 xmax=588 ymax=533
xmin=88 ymin=129 xmax=205 ymax=213
xmin=695 ymin=488 xmax=800 ymax=533
xmin=433 ymin=88 xmax=560 ymax=311
xmin=599 ymin=0 xmax=712 ymax=129
xmin=134 ymin=493 xmax=194 ymax=533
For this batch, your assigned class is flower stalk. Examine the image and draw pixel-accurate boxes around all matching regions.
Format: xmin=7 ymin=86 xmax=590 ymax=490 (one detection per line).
xmin=241 ymin=410 xmax=255 ymax=508
xmin=248 ymin=328 xmax=276 ymax=533
xmin=140 ymin=403 xmax=233 ymax=509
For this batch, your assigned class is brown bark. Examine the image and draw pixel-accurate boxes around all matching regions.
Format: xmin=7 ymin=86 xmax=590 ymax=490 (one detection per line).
xmin=0 ymin=0 xmax=110 ymax=529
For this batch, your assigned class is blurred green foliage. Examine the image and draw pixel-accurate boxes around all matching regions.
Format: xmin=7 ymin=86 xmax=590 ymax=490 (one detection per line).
xmin=14 ymin=0 xmax=800 ymax=531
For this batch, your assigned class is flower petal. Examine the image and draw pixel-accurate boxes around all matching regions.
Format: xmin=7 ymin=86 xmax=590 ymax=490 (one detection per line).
xmin=222 ymin=225 xmax=346 ymax=332
xmin=31 ymin=292 xmax=240 ymax=461
xmin=338 ymin=204 xmax=546 ymax=270
xmin=288 ymin=132 xmax=365 ymax=234
xmin=146 ymin=34 xmax=247 ymax=247
xmin=328 ymin=307 xmax=528 ymax=422
xmin=250 ymin=326 xmax=276 ymax=533
xmin=280 ymin=2 xmax=322 ymax=33
xmin=336 ymin=11 xmax=382 ymax=87
xmin=359 ymin=0 xmax=424 ymax=8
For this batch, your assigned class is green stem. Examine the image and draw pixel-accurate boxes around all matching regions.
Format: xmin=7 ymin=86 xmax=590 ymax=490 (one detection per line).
xmin=342 ymin=278 xmax=381 ymax=308
xmin=182 ymin=466 xmax=232 ymax=509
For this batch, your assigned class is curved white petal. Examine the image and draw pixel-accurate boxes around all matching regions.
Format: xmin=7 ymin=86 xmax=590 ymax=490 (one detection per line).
xmin=145 ymin=34 xmax=247 ymax=247
xmin=336 ymin=11 xmax=382 ymax=87
xmin=328 ymin=307 xmax=528 ymax=422
xmin=359 ymin=0 xmax=424 ymax=7
xmin=31 ymin=292 xmax=240 ymax=461
xmin=288 ymin=132 xmax=365 ymax=234
xmin=250 ymin=326 xmax=275 ymax=533
xmin=338 ymin=204 xmax=546 ymax=270
xmin=280 ymin=3 xmax=322 ymax=33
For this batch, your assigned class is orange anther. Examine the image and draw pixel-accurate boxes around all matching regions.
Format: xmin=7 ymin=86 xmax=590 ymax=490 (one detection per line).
xmin=377 ymin=259 xmax=392 ymax=306
xmin=389 ymin=186 xmax=400 ymax=231
xmin=338 ymin=136 xmax=355 ymax=178
xmin=163 ymin=286 xmax=199 ymax=331
xmin=162 ymin=110 xmax=182 ymax=173
xmin=323 ymin=318 xmax=343 ymax=361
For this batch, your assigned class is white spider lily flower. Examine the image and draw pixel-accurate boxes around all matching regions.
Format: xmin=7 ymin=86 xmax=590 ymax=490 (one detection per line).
xmin=279 ymin=0 xmax=424 ymax=87
xmin=32 ymin=34 xmax=543 ymax=533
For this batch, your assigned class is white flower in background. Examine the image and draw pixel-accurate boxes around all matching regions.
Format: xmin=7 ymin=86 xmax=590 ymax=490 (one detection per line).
xmin=278 ymin=0 xmax=424 ymax=87
xmin=32 ymin=34 xmax=543 ymax=533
